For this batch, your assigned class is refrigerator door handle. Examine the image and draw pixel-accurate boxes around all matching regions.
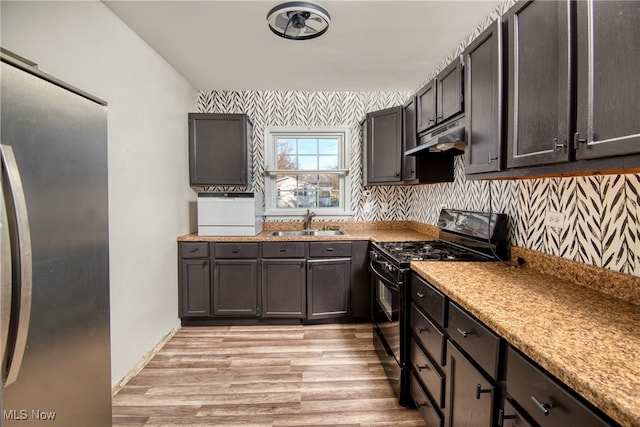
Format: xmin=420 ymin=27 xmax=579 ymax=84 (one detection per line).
xmin=1 ymin=155 xmax=12 ymax=381
xmin=0 ymin=144 xmax=32 ymax=387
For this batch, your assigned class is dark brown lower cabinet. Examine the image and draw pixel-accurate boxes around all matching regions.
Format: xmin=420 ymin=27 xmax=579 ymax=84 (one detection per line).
xmin=213 ymin=260 xmax=258 ymax=316
xmin=261 ymin=259 xmax=306 ymax=319
xmin=306 ymin=258 xmax=350 ymax=320
xmin=179 ymin=258 xmax=211 ymax=317
xmin=446 ymin=340 xmax=495 ymax=427
xmin=179 ymin=240 xmax=370 ymax=324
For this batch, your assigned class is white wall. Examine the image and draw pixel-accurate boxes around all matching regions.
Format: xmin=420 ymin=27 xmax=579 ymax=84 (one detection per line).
xmin=1 ymin=1 xmax=197 ymax=385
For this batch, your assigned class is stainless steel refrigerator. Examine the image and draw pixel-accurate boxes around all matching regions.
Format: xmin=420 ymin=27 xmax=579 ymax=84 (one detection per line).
xmin=1 ymin=50 xmax=111 ymax=426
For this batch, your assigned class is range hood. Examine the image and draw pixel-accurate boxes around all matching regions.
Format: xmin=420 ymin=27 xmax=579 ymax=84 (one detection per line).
xmin=405 ymin=115 xmax=466 ymax=155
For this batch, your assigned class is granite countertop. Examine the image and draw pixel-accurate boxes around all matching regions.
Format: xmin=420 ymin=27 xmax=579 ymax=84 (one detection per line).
xmin=177 ymin=221 xmax=439 ymax=243
xmin=411 ymin=261 xmax=640 ymax=427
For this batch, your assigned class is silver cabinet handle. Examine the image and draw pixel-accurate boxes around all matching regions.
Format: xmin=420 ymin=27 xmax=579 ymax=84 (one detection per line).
xmin=457 ymin=327 xmax=473 ymax=338
xmin=530 ymin=395 xmax=552 ymax=416
xmin=0 ymin=144 xmax=33 ymax=386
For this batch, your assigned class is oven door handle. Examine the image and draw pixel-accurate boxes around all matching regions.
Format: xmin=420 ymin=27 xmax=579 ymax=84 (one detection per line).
xmin=369 ymin=258 xmax=400 ymax=291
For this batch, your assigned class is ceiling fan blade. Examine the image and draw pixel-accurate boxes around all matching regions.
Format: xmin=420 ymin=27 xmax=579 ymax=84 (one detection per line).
xmin=274 ymin=14 xmax=290 ymax=31
xmin=304 ymin=18 xmax=324 ymax=32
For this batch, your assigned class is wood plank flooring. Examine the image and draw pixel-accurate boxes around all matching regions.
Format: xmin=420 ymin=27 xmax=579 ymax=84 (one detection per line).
xmin=112 ymin=323 xmax=425 ymax=427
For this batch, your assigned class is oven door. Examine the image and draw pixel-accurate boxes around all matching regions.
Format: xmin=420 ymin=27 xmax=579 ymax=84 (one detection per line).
xmin=370 ymin=257 xmax=403 ymax=399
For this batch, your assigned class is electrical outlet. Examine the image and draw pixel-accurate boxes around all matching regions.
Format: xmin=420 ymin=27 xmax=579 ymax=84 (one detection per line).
xmin=380 ymin=202 xmax=388 ymax=213
xmin=545 ymin=211 xmax=565 ymax=229
xmin=364 ymin=202 xmax=372 ymax=213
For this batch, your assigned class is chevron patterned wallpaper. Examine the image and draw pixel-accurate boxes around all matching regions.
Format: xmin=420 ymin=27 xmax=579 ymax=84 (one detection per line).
xmin=196 ymin=0 xmax=640 ymax=278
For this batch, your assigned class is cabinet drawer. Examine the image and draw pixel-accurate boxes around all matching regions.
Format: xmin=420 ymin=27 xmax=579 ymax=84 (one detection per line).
xmin=447 ymin=302 xmax=501 ymax=380
xmin=409 ymin=372 xmax=443 ymax=427
xmin=309 ymin=241 xmax=352 ymax=257
xmin=262 ymin=242 xmax=305 ymax=258
xmin=180 ymin=242 xmax=210 ymax=258
xmin=410 ymin=303 xmax=446 ymax=367
xmin=501 ymin=399 xmax=535 ymax=427
xmin=214 ymin=242 xmax=259 ymax=259
xmin=410 ymin=338 xmax=445 ymax=408
xmin=506 ymin=346 xmax=612 ymax=427
xmin=411 ymin=273 xmax=446 ymax=328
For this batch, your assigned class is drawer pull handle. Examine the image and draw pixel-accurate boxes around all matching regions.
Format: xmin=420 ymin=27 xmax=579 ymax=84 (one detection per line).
xmin=416 ymin=292 xmax=425 ymax=298
xmin=457 ymin=328 xmax=473 ymax=338
xmin=190 ymin=248 xmax=199 ymax=253
xmin=531 ymin=395 xmax=552 ymax=415
xmin=326 ymin=248 xmax=334 ymax=252
xmin=475 ymin=384 xmax=491 ymax=400
xmin=416 ymin=326 xmax=430 ymax=333
xmin=232 ymin=250 xmax=239 ymax=253
xmin=417 ymin=364 xmax=430 ymax=372
xmin=279 ymin=248 xmax=287 ymax=252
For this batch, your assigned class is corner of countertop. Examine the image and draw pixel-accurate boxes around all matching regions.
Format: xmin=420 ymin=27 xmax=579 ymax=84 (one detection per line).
xmin=512 ymin=247 xmax=640 ymax=305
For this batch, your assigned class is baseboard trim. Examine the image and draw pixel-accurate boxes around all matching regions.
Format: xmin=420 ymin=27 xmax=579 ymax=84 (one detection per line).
xmin=111 ymin=326 xmax=181 ymax=396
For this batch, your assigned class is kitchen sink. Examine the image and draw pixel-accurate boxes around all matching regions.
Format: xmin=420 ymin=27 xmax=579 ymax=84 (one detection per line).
xmin=269 ymin=229 xmax=346 ymax=237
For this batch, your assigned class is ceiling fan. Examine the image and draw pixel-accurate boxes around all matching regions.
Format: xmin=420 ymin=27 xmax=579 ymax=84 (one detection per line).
xmin=266 ymin=1 xmax=331 ymax=40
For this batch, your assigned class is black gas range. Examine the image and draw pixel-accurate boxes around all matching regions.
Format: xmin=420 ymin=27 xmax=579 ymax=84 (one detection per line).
xmin=370 ymin=209 xmax=509 ymax=406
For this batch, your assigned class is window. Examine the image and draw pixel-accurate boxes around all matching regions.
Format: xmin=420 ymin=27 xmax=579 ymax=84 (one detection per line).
xmin=264 ymin=127 xmax=350 ymax=217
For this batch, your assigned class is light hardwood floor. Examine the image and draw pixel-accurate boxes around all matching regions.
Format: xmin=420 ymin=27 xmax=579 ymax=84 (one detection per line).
xmin=112 ymin=323 xmax=425 ymax=427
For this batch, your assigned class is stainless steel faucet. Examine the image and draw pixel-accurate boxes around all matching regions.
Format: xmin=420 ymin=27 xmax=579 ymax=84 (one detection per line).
xmin=304 ymin=209 xmax=316 ymax=230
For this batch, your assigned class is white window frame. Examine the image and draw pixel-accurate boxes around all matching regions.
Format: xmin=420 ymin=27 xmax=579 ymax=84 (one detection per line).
xmin=264 ymin=126 xmax=352 ymax=218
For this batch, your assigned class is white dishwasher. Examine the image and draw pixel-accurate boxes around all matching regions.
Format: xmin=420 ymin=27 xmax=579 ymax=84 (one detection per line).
xmin=197 ymin=192 xmax=263 ymax=236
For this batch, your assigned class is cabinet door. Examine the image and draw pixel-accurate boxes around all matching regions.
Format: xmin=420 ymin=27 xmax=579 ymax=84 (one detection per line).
xmin=417 ymin=80 xmax=437 ymax=133
xmin=506 ymin=0 xmax=572 ymax=168
xmin=213 ymin=260 xmax=258 ymax=316
xmin=446 ymin=341 xmax=495 ymax=427
xmin=403 ymin=97 xmax=417 ymax=182
xmin=365 ymin=106 xmax=403 ymax=185
xmin=464 ymin=19 xmax=504 ymax=174
xmin=401 ymin=98 xmax=418 ymax=182
xmin=180 ymin=259 xmax=211 ymax=317
xmin=575 ymin=1 xmax=640 ymax=159
xmin=437 ymin=57 xmax=464 ymax=124
xmin=261 ymin=259 xmax=306 ymax=319
xmin=188 ymin=113 xmax=250 ymax=186
xmin=307 ymin=258 xmax=350 ymax=320
xmin=349 ymin=241 xmax=371 ymax=320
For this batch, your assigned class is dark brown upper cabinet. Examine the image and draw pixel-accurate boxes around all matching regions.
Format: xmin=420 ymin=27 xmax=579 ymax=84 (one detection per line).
xmin=188 ymin=113 xmax=253 ymax=186
xmin=364 ymin=106 xmax=403 ymax=185
xmin=574 ymin=0 xmax=640 ymax=160
xmin=464 ymin=19 xmax=503 ymax=174
xmin=416 ymin=56 xmax=464 ymax=135
xmin=402 ymin=97 xmax=418 ymax=182
xmin=506 ymin=0 xmax=572 ymax=169
xmin=416 ymin=80 xmax=437 ymax=133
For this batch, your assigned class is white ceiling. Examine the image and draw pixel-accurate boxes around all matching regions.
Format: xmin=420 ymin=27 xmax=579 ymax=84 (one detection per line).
xmin=103 ymin=0 xmax=499 ymax=92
